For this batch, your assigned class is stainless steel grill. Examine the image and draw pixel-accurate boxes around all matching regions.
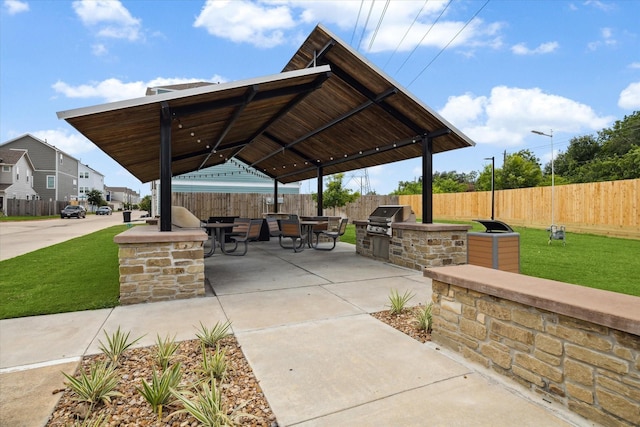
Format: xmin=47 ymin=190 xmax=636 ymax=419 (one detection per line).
xmin=366 ymin=205 xmax=415 ymax=237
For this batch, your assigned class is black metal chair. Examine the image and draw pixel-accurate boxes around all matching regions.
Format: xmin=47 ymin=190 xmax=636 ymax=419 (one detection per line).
xmin=279 ymin=218 xmax=307 ymax=252
xmin=226 ymin=219 xmax=263 ymax=256
xmin=313 ymin=218 xmax=348 ymax=251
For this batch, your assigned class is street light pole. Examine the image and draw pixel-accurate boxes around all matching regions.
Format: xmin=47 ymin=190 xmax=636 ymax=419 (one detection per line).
xmin=531 ymin=129 xmax=554 ymax=226
xmin=484 ymin=156 xmax=495 ymax=220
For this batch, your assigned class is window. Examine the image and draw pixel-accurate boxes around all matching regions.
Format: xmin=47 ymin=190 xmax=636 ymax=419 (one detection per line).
xmin=59 ymin=154 xmax=63 ymax=165
xmin=47 ymin=175 xmax=55 ymax=189
xmin=85 ymin=172 xmax=89 ymax=179
xmin=2 ymin=166 xmax=10 ymax=172
xmin=16 ymin=166 xmax=19 ymax=181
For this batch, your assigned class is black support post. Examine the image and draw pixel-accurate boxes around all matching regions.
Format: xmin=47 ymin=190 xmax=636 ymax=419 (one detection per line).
xmin=422 ymin=136 xmax=433 ymax=224
xmin=160 ymin=102 xmax=172 ymax=231
xmin=273 ymin=180 xmax=279 ymax=213
xmin=316 ymin=166 xmax=323 ymax=216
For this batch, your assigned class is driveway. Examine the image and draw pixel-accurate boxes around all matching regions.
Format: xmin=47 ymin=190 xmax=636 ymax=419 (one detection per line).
xmin=0 ymin=210 xmax=143 ymax=261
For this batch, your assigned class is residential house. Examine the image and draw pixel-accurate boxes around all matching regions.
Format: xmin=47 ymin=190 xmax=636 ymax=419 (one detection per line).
xmin=0 ymin=134 xmax=79 ymax=203
xmin=0 ymin=148 xmax=37 ymax=213
xmin=105 ymin=186 xmax=140 ymax=211
xmin=78 ymin=163 xmax=105 ymax=210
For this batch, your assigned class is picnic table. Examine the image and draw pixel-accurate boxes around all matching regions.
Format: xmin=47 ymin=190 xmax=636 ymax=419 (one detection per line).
xmin=203 ymin=222 xmax=234 ymax=256
xmin=299 ymin=220 xmax=328 ymax=248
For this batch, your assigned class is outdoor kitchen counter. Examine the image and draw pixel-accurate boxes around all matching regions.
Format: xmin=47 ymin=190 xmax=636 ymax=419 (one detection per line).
xmin=354 ymin=221 xmax=471 ymax=270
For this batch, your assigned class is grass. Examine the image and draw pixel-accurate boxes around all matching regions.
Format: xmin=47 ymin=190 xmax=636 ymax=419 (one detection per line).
xmin=1 ymin=221 xmax=637 ymax=320
xmin=0 ymin=225 xmax=127 ymax=319
xmin=341 ymin=222 xmax=640 ymax=297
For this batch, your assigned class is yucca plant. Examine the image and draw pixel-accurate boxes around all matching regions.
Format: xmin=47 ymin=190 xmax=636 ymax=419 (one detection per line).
xmin=388 ymin=289 xmax=415 ymax=315
xmin=415 ymin=302 xmax=434 ymax=332
xmin=198 ymin=343 xmax=227 ymax=382
xmin=136 ymin=362 xmax=183 ymax=420
xmin=155 ymin=333 xmax=181 ymax=370
xmin=195 ymin=320 xmax=232 ymax=348
xmin=71 ymin=413 xmax=108 ymax=427
xmin=62 ymin=361 xmax=122 ymax=413
xmin=98 ymin=326 xmax=144 ymax=367
xmin=170 ymin=380 xmax=234 ymax=427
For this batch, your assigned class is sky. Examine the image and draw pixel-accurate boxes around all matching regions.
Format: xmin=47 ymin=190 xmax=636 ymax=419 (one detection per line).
xmin=1 ymin=0 xmax=639 ymax=196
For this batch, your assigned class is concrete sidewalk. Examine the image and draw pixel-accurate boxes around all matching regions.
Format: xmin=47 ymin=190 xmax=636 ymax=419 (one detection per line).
xmin=0 ymin=240 xmax=593 ymax=426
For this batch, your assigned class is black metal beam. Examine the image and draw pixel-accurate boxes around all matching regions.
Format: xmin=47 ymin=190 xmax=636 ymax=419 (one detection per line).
xmin=249 ymin=87 xmax=397 ymax=168
xmin=160 ymin=102 xmax=172 ymax=231
xmin=273 ymin=181 xmax=279 ymax=214
xmin=305 ymin=40 xmax=336 ymax=68
xmin=199 ymin=85 xmax=258 ymax=169
xmin=422 ymin=136 xmax=433 ymax=224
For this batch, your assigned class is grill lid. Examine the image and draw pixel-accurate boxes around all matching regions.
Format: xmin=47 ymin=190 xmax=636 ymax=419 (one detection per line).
xmin=473 ymin=219 xmax=514 ymax=233
xmin=369 ymin=205 xmax=404 ymax=218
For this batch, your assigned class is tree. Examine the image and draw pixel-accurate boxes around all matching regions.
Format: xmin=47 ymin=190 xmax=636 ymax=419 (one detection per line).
xmin=501 ymin=150 xmax=542 ymax=189
xmin=312 ymin=173 xmax=360 ymax=212
xmin=139 ymin=195 xmax=152 ymax=215
xmin=86 ymin=189 xmax=105 ymax=207
xmin=390 ymin=178 xmax=422 ymax=195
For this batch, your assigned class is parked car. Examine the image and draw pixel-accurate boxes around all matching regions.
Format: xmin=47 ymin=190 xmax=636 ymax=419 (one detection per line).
xmin=96 ymin=206 xmax=112 ymax=215
xmin=60 ymin=205 xmax=86 ymax=219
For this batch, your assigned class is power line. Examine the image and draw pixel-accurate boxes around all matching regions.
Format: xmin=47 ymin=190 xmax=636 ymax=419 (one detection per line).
xmin=350 ymin=0 xmax=365 ymax=45
xmin=383 ymin=0 xmax=428 ymax=70
xmin=407 ymin=0 xmax=491 ymax=88
xmin=357 ymin=0 xmax=377 ymax=51
xmin=395 ymin=0 xmax=453 ymax=75
xmin=368 ymin=0 xmax=391 ymax=51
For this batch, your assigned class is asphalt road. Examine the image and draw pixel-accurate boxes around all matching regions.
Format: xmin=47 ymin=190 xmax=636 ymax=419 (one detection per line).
xmin=0 ymin=210 xmax=144 ymax=261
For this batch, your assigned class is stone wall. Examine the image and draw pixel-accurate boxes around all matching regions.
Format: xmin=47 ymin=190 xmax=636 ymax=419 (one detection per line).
xmin=425 ymin=265 xmax=640 ymax=427
xmin=354 ymin=221 xmax=470 ymax=271
xmin=114 ymin=227 xmax=208 ymax=305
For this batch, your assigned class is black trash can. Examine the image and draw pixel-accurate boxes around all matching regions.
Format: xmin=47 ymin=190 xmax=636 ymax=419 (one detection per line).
xmin=122 ymin=211 xmax=132 ymax=223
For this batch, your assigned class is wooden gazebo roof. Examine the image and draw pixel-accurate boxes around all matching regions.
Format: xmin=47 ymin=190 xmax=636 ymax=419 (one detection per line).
xmin=57 ymin=24 xmax=474 ymax=186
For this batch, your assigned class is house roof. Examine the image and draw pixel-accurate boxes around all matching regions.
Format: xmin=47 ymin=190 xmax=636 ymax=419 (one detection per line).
xmin=0 ymin=148 xmax=35 ymax=171
xmin=57 ymin=24 xmax=474 ymax=185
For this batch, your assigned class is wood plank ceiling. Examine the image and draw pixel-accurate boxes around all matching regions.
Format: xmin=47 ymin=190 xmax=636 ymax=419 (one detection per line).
xmin=57 ymin=24 xmax=474 ymax=185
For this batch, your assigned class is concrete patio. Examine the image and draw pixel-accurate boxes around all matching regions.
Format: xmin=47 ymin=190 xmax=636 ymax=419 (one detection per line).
xmin=0 ymin=239 xmax=594 ymax=426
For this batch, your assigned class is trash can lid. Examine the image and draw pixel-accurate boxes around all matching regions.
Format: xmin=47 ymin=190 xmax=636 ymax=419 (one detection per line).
xmin=473 ymin=219 xmax=514 ymax=233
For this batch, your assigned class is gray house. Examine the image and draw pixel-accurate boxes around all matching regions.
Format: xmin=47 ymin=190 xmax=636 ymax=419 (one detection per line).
xmin=0 ymin=134 xmax=79 ymax=203
xmin=0 ymin=148 xmax=37 ymax=213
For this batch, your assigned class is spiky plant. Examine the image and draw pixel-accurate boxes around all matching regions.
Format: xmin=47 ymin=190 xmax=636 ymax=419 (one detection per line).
xmin=388 ymin=289 xmax=415 ymax=315
xmin=136 ymin=363 xmax=183 ymax=420
xmin=170 ymin=380 xmax=234 ymax=427
xmin=155 ymin=333 xmax=181 ymax=370
xmin=195 ymin=320 xmax=232 ymax=348
xmin=63 ymin=361 xmax=122 ymax=413
xmin=415 ymin=302 xmax=434 ymax=332
xmin=98 ymin=326 xmax=144 ymax=367
xmin=198 ymin=343 xmax=227 ymax=382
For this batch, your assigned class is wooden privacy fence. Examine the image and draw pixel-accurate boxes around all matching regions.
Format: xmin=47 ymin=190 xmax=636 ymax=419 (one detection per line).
xmin=400 ymin=178 xmax=639 ymax=239
xmin=4 ymin=200 xmax=68 ymax=217
xmin=171 ymin=193 xmax=398 ymax=221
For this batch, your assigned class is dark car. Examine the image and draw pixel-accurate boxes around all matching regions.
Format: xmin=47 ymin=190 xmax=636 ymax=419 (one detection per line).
xmin=96 ymin=206 xmax=112 ymax=215
xmin=60 ymin=205 xmax=86 ymax=219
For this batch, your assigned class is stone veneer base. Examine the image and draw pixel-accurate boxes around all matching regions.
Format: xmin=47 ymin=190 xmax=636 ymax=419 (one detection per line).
xmin=354 ymin=221 xmax=470 ymax=270
xmin=114 ymin=226 xmax=208 ymax=305
xmin=425 ymin=264 xmax=640 ymax=427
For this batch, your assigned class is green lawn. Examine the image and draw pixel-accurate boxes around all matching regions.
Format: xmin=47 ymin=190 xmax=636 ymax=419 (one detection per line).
xmin=1 ymin=221 xmax=638 ymax=320
xmin=341 ymin=222 xmax=640 ymax=297
xmin=0 ymin=225 xmax=127 ymax=319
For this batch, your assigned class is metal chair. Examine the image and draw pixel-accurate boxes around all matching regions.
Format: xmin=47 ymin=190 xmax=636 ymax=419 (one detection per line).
xmin=313 ymin=218 xmax=348 ymax=251
xmin=279 ymin=218 xmax=307 ymax=252
xmin=226 ymin=219 xmax=263 ymax=256
xmin=266 ymin=217 xmax=282 ymax=238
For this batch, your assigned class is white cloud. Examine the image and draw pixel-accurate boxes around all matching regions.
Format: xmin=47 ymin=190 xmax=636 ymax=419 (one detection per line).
xmin=72 ymin=0 xmax=142 ymax=41
xmin=628 ymin=62 xmax=640 ymax=70
xmin=192 ymin=0 xmax=504 ymax=53
xmin=439 ymin=86 xmax=614 ymax=146
xmin=91 ymin=43 xmax=108 ymax=56
xmin=588 ymin=27 xmax=617 ymax=51
xmin=3 ymin=0 xmax=28 ymax=15
xmin=52 ymin=76 xmax=228 ymax=102
xmin=511 ymin=41 xmax=559 ymax=55
xmin=32 ymin=129 xmax=95 ymax=157
xmin=194 ymin=0 xmax=296 ymax=48
xmin=618 ymin=82 xmax=640 ymax=109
